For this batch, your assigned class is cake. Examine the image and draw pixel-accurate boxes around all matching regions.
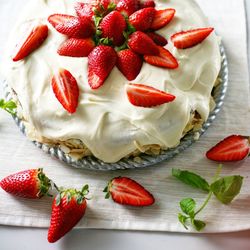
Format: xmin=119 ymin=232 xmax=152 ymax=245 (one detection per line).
xmin=1 ymin=0 xmax=221 ymax=163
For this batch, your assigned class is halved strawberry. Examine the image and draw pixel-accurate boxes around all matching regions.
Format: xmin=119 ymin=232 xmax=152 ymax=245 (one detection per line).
xmin=48 ymin=14 xmax=95 ymax=38
xmin=57 ymin=38 xmax=95 ymax=57
xmin=171 ymin=27 xmax=214 ymax=49
xmin=151 ymin=8 xmax=175 ymax=30
xmin=88 ymin=45 xmax=117 ymax=89
xmin=74 ymin=2 xmax=94 ymax=19
xmin=12 ymin=23 xmax=48 ymax=62
xmin=140 ymin=0 xmax=155 ymax=9
xmin=126 ymin=83 xmax=176 ymax=107
xmin=116 ymin=0 xmax=140 ymax=16
xmin=104 ymin=177 xmax=155 ymax=206
xmin=144 ymin=46 xmax=178 ymax=69
xmin=206 ymin=135 xmax=250 ymax=162
xmin=147 ymin=32 xmax=168 ymax=46
xmin=51 ymin=69 xmax=79 ymax=113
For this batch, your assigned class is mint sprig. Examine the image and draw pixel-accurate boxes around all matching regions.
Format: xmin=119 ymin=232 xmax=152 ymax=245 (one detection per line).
xmin=0 ymin=99 xmax=17 ymax=115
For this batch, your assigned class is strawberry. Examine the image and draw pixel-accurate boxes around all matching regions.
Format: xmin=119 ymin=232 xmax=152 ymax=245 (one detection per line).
xmin=140 ymin=0 xmax=155 ymax=8
xmin=88 ymin=45 xmax=117 ymax=89
xmin=147 ymin=32 xmax=168 ymax=46
xmin=151 ymin=9 xmax=175 ymax=30
xmin=12 ymin=23 xmax=48 ymax=62
xmin=206 ymin=135 xmax=250 ymax=162
xmin=126 ymin=83 xmax=176 ymax=107
xmin=129 ymin=7 xmax=156 ymax=31
xmin=74 ymin=2 xmax=94 ymax=19
xmin=0 ymin=168 xmax=51 ymax=199
xmin=128 ymin=31 xmax=159 ymax=55
xmin=116 ymin=0 xmax=140 ymax=16
xmin=104 ymin=177 xmax=154 ymax=206
xmin=100 ymin=11 xmax=127 ymax=46
xmin=51 ymin=69 xmax=79 ymax=113
xmin=117 ymin=49 xmax=143 ymax=80
xmin=48 ymin=14 xmax=95 ymax=38
xmin=57 ymin=38 xmax=95 ymax=57
xmin=144 ymin=46 xmax=178 ymax=69
xmin=171 ymin=27 xmax=214 ymax=49
xmin=47 ymin=185 xmax=89 ymax=243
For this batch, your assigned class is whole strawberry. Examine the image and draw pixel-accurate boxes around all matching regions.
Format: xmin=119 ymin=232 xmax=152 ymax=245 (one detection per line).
xmin=0 ymin=168 xmax=51 ymax=199
xmin=48 ymin=185 xmax=89 ymax=243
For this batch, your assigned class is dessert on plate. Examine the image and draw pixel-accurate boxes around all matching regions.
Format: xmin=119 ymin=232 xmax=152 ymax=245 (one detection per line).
xmin=1 ymin=0 xmax=221 ymax=163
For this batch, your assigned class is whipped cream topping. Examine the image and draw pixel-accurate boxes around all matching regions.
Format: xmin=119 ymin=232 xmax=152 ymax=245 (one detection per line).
xmin=1 ymin=0 xmax=221 ymax=163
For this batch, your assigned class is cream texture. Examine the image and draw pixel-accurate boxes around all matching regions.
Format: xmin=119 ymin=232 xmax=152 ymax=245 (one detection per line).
xmin=1 ymin=0 xmax=221 ymax=163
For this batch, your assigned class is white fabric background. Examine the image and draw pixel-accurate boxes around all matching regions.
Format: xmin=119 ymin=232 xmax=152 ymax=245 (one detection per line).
xmin=0 ymin=0 xmax=249 ymax=233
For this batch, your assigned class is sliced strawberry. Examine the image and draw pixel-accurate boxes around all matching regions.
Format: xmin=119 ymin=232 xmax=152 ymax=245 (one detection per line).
xmin=147 ymin=32 xmax=168 ymax=46
xmin=126 ymin=83 xmax=176 ymax=107
xmin=129 ymin=7 xmax=156 ymax=31
xmin=12 ymin=23 xmax=48 ymax=62
xmin=206 ymin=135 xmax=250 ymax=162
xmin=104 ymin=177 xmax=155 ymax=206
xmin=140 ymin=0 xmax=155 ymax=8
xmin=100 ymin=11 xmax=127 ymax=46
xmin=88 ymin=45 xmax=117 ymax=89
xmin=144 ymin=46 xmax=178 ymax=69
xmin=74 ymin=2 xmax=94 ymax=19
xmin=117 ymin=49 xmax=143 ymax=80
xmin=128 ymin=31 xmax=159 ymax=55
xmin=48 ymin=14 xmax=95 ymax=38
xmin=58 ymin=38 xmax=95 ymax=57
xmin=171 ymin=27 xmax=214 ymax=49
xmin=51 ymin=69 xmax=79 ymax=113
xmin=116 ymin=0 xmax=140 ymax=16
xmin=151 ymin=8 xmax=175 ymax=30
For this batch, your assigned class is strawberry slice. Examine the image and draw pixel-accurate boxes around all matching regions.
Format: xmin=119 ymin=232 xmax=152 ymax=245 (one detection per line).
xmin=126 ymin=83 xmax=176 ymax=107
xmin=51 ymin=69 xmax=79 ymax=113
xmin=57 ymin=38 xmax=95 ymax=57
xmin=147 ymin=32 xmax=168 ymax=46
xmin=104 ymin=177 xmax=155 ymax=206
xmin=144 ymin=46 xmax=178 ymax=69
xmin=48 ymin=14 xmax=95 ymax=38
xmin=171 ymin=27 xmax=214 ymax=49
xmin=116 ymin=0 xmax=140 ymax=16
xmin=140 ymin=0 xmax=155 ymax=9
xmin=12 ymin=23 xmax=48 ymax=62
xmin=74 ymin=2 xmax=94 ymax=19
xmin=206 ymin=135 xmax=250 ymax=162
xmin=88 ymin=45 xmax=117 ymax=89
xmin=151 ymin=8 xmax=175 ymax=30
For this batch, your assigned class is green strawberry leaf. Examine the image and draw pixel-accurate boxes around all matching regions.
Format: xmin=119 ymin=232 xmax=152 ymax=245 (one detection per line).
xmin=180 ymin=198 xmax=196 ymax=217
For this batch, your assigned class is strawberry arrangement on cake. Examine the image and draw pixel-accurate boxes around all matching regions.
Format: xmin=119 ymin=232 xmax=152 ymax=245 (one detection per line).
xmin=1 ymin=0 xmax=221 ymax=163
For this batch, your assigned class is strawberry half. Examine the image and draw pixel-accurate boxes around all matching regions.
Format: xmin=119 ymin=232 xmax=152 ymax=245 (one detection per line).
xmin=51 ymin=69 xmax=79 ymax=113
xmin=12 ymin=23 xmax=48 ymax=62
xmin=104 ymin=177 xmax=155 ymax=206
xmin=151 ymin=8 xmax=175 ymax=30
xmin=57 ymin=38 xmax=95 ymax=57
xmin=206 ymin=135 xmax=250 ymax=162
xmin=48 ymin=14 xmax=95 ymax=38
xmin=147 ymin=32 xmax=168 ymax=46
xmin=140 ymin=0 xmax=155 ymax=9
xmin=47 ymin=185 xmax=89 ymax=243
xmin=126 ymin=83 xmax=176 ymax=107
xmin=88 ymin=45 xmax=117 ymax=89
xmin=74 ymin=2 xmax=94 ymax=19
xmin=144 ymin=46 xmax=178 ymax=69
xmin=116 ymin=0 xmax=140 ymax=16
xmin=0 ymin=168 xmax=51 ymax=199
xmin=171 ymin=27 xmax=214 ymax=49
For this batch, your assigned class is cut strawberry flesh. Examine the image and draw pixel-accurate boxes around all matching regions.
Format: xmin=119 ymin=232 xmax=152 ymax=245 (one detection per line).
xmin=151 ymin=8 xmax=175 ymax=30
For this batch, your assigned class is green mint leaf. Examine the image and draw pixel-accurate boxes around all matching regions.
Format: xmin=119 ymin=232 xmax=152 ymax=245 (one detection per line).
xmin=191 ymin=219 xmax=206 ymax=231
xmin=0 ymin=99 xmax=4 ymax=107
xmin=172 ymin=169 xmax=210 ymax=192
xmin=178 ymin=213 xmax=189 ymax=230
xmin=0 ymin=99 xmax=17 ymax=115
xmin=210 ymin=175 xmax=243 ymax=204
xmin=180 ymin=198 xmax=196 ymax=217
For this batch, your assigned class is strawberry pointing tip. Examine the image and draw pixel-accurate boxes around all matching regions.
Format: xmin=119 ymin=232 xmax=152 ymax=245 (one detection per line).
xmin=151 ymin=8 xmax=175 ymax=30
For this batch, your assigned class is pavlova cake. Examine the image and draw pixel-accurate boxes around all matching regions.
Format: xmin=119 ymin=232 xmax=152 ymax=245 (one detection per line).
xmin=1 ymin=0 xmax=221 ymax=163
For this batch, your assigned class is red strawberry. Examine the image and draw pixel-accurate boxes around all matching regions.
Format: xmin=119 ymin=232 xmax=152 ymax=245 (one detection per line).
xmin=128 ymin=31 xmax=159 ymax=55
xmin=206 ymin=135 xmax=250 ymax=162
xmin=88 ymin=45 xmax=117 ymax=89
xmin=151 ymin=9 xmax=175 ymax=30
xmin=117 ymin=49 xmax=143 ymax=80
xmin=58 ymin=38 xmax=95 ymax=57
xmin=48 ymin=14 xmax=95 ymax=38
xmin=129 ymin=7 xmax=156 ymax=31
xmin=140 ymin=0 xmax=155 ymax=8
xmin=74 ymin=2 xmax=94 ymax=19
xmin=116 ymin=0 xmax=140 ymax=16
xmin=12 ymin=23 xmax=48 ymax=62
xmin=51 ymin=69 xmax=79 ymax=113
xmin=0 ymin=168 xmax=51 ymax=199
xmin=47 ymin=185 xmax=89 ymax=243
xmin=144 ymin=46 xmax=178 ymax=69
xmin=104 ymin=177 xmax=154 ymax=206
xmin=100 ymin=11 xmax=127 ymax=46
xmin=147 ymin=32 xmax=168 ymax=46
xmin=171 ymin=27 xmax=214 ymax=49
xmin=126 ymin=83 xmax=176 ymax=107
